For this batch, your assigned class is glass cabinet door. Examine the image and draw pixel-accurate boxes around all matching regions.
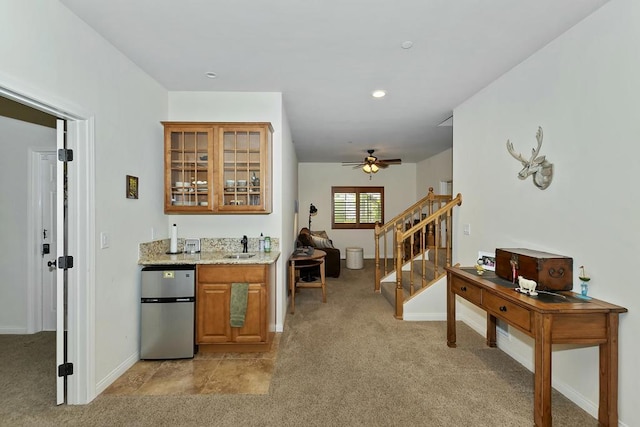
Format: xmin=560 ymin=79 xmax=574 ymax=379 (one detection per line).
xmin=218 ymin=125 xmax=271 ymax=213
xmin=165 ymin=127 xmax=213 ymax=212
xmin=163 ymin=122 xmax=271 ymax=214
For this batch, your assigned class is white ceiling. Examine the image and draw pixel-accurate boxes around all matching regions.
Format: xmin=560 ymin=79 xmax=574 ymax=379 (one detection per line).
xmin=59 ymin=0 xmax=609 ymax=163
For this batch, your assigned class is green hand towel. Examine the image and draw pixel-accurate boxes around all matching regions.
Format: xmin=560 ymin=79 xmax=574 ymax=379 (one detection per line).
xmin=230 ymin=282 xmax=249 ymax=327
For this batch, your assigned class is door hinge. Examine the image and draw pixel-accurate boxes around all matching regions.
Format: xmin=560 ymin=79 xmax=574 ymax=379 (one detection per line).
xmin=58 ymin=362 xmax=74 ymax=377
xmin=58 ymin=255 xmax=74 ymax=270
xmin=58 ymin=148 xmax=73 ymax=162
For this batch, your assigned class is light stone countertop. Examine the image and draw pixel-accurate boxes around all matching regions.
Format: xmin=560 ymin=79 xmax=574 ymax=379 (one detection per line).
xmin=138 ymin=250 xmax=280 ymax=266
xmin=138 ymin=237 xmax=280 ymax=265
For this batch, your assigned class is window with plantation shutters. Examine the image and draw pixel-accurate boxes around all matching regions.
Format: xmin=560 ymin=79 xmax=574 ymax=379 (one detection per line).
xmin=332 ymin=186 xmax=384 ymax=229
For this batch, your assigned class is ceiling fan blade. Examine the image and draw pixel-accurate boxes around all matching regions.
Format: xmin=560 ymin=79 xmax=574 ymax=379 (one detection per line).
xmin=342 ymin=150 xmax=400 ymax=170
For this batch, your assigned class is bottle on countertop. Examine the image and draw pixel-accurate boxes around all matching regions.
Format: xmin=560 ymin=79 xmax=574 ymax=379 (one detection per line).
xmin=264 ymin=236 xmax=271 ymax=253
xmin=259 ymin=233 xmax=265 ymax=252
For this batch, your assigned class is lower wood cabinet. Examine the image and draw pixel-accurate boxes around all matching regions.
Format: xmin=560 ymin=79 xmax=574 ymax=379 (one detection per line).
xmin=196 ymin=264 xmax=272 ymax=351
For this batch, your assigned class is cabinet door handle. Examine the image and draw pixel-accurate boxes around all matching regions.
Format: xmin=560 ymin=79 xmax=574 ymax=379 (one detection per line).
xmin=460 ymin=286 xmax=467 ymax=291
xmin=499 ymin=306 xmax=507 ymax=312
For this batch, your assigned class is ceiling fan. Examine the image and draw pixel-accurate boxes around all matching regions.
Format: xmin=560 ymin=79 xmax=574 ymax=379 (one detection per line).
xmin=342 ymin=149 xmax=402 ymax=176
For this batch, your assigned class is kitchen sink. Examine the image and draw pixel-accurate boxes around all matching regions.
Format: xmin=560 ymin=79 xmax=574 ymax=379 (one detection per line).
xmin=224 ymin=253 xmax=256 ymax=259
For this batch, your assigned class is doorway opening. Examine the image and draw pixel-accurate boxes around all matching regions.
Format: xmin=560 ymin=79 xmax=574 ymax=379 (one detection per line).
xmin=0 ymin=85 xmax=95 ymax=405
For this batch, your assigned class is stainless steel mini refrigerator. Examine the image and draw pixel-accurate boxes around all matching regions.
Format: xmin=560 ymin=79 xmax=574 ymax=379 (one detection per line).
xmin=140 ymin=265 xmax=195 ymax=359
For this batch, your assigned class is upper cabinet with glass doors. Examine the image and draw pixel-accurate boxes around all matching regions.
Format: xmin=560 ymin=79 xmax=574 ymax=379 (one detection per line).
xmin=163 ymin=122 xmax=272 ymax=214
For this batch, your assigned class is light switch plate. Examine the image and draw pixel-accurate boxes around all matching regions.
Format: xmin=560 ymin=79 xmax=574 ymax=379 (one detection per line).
xmin=100 ymin=232 xmax=110 ymax=249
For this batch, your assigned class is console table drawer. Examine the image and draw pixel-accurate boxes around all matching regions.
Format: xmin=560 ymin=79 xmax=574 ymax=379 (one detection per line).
xmin=483 ymin=292 xmax=531 ymax=332
xmin=450 ymin=276 xmax=482 ymax=305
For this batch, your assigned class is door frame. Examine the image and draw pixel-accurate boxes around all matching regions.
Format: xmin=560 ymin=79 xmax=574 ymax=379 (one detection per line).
xmin=0 ymin=83 xmax=96 ymax=404
xmin=27 ymin=148 xmax=57 ymax=334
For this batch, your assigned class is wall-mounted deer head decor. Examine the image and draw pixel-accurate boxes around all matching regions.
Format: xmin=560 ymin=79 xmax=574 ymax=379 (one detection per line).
xmin=506 ymin=126 xmax=554 ymax=190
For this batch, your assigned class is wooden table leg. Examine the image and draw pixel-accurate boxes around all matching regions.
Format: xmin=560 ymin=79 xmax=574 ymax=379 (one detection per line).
xmin=446 ymin=274 xmax=457 ymax=348
xmin=598 ymin=313 xmax=620 ymax=426
xmin=289 ymin=260 xmax=295 ymax=314
xmin=486 ymin=313 xmax=497 ymax=348
xmin=320 ymin=257 xmax=326 ymax=303
xmin=534 ymin=312 xmax=553 ymax=427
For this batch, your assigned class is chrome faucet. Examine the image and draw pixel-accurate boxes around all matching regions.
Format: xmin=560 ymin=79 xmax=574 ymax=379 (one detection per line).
xmin=241 ymin=235 xmax=248 ymax=253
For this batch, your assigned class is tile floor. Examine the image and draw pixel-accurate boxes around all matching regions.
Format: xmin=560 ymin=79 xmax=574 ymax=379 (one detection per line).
xmin=102 ymin=334 xmax=279 ymax=396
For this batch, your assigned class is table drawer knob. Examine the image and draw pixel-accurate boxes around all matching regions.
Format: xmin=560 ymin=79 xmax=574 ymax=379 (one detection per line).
xmin=460 ymin=286 xmax=467 ymax=291
xmin=499 ymin=306 xmax=507 ymax=312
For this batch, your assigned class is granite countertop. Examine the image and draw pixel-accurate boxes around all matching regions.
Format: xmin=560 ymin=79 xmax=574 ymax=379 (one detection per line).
xmin=138 ymin=250 xmax=280 ymax=266
xmin=138 ymin=236 xmax=281 ymax=265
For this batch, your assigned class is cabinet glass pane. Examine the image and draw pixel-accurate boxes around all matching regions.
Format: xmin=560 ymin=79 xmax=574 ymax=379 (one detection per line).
xmin=169 ymin=130 xmax=209 ymax=207
xmin=222 ymin=130 xmax=262 ymax=207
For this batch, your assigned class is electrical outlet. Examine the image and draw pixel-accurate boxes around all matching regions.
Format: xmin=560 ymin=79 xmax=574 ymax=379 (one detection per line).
xmin=100 ymin=232 xmax=110 ymax=249
xmin=463 ymin=223 xmax=471 ymax=235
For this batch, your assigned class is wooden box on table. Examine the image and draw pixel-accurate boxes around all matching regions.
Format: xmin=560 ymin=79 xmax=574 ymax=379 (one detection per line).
xmin=495 ymin=248 xmax=573 ymax=291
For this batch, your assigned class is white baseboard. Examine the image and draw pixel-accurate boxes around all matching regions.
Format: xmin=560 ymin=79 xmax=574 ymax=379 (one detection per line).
xmin=95 ymin=351 xmax=139 ymax=396
xmin=0 ymin=327 xmax=28 ymax=334
xmin=403 ymin=313 xmax=446 ymax=321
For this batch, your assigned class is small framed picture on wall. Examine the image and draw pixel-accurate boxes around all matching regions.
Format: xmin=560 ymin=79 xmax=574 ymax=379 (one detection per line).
xmin=126 ymin=175 xmax=139 ymax=199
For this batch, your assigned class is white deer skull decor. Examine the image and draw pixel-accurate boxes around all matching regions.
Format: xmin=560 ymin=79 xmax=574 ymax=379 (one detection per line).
xmin=506 ymin=126 xmax=554 ymax=190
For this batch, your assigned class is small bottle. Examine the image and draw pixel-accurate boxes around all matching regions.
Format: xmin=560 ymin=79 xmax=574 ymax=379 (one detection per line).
xmin=264 ymin=236 xmax=271 ymax=253
xmin=259 ymin=233 xmax=265 ymax=252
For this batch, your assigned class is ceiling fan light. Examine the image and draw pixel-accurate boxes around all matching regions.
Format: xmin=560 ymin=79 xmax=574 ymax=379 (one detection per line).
xmin=362 ymin=164 xmax=372 ymax=173
xmin=371 ymin=164 xmax=379 ymax=173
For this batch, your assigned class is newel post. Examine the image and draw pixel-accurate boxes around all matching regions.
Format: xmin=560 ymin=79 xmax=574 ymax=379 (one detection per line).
xmin=374 ymin=222 xmax=381 ymax=293
xmin=426 ymin=187 xmax=435 ymax=216
xmin=395 ymin=223 xmax=404 ymax=319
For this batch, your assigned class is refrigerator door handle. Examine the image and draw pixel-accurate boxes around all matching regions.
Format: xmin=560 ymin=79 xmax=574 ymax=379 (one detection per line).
xmin=141 ymin=297 xmax=195 ymax=303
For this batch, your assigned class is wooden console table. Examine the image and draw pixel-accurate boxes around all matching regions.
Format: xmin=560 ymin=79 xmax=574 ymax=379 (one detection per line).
xmin=446 ymin=266 xmax=627 ymax=427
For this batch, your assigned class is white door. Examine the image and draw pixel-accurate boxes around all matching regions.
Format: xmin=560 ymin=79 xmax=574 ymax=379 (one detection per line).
xmin=41 ymin=153 xmax=57 ymax=331
xmin=55 ymin=119 xmax=66 ymax=405
xmin=439 ymin=180 xmax=453 ymax=196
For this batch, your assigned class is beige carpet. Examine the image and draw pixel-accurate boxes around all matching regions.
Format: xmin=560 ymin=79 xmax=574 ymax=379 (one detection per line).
xmin=0 ymin=260 xmax=596 ymax=426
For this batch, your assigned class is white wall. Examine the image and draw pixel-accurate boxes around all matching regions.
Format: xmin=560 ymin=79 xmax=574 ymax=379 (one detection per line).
xmin=0 ymin=117 xmax=55 ymax=332
xmin=416 ymin=148 xmax=452 ymax=199
xmin=298 ymin=163 xmax=416 ymax=258
xmin=167 ymin=91 xmax=294 ymax=330
xmin=0 ymin=0 xmax=168 ymax=398
xmin=278 ymin=106 xmax=298 ymax=330
xmin=452 ymin=0 xmax=638 ymax=423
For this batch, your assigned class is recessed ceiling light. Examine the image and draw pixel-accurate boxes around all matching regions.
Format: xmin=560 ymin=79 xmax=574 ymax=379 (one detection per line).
xmin=372 ymin=90 xmax=386 ymax=98
xmin=205 ymin=72 xmax=217 ymax=79
xmin=401 ymin=41 xmax=414 ymax=49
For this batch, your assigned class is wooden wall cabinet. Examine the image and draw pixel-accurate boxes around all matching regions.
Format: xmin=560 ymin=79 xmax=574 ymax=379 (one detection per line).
xmin=163 ymin=122 xmax=273 ymax=214
xmin=196 ymin=264 xmax=271 ymax=351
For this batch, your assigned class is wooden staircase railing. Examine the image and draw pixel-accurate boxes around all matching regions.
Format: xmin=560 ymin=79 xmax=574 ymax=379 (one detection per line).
xmin=374 ymin=187 xmax=455 ymax=292
xmin=374 ymin=188 xmax=462 ymax=319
